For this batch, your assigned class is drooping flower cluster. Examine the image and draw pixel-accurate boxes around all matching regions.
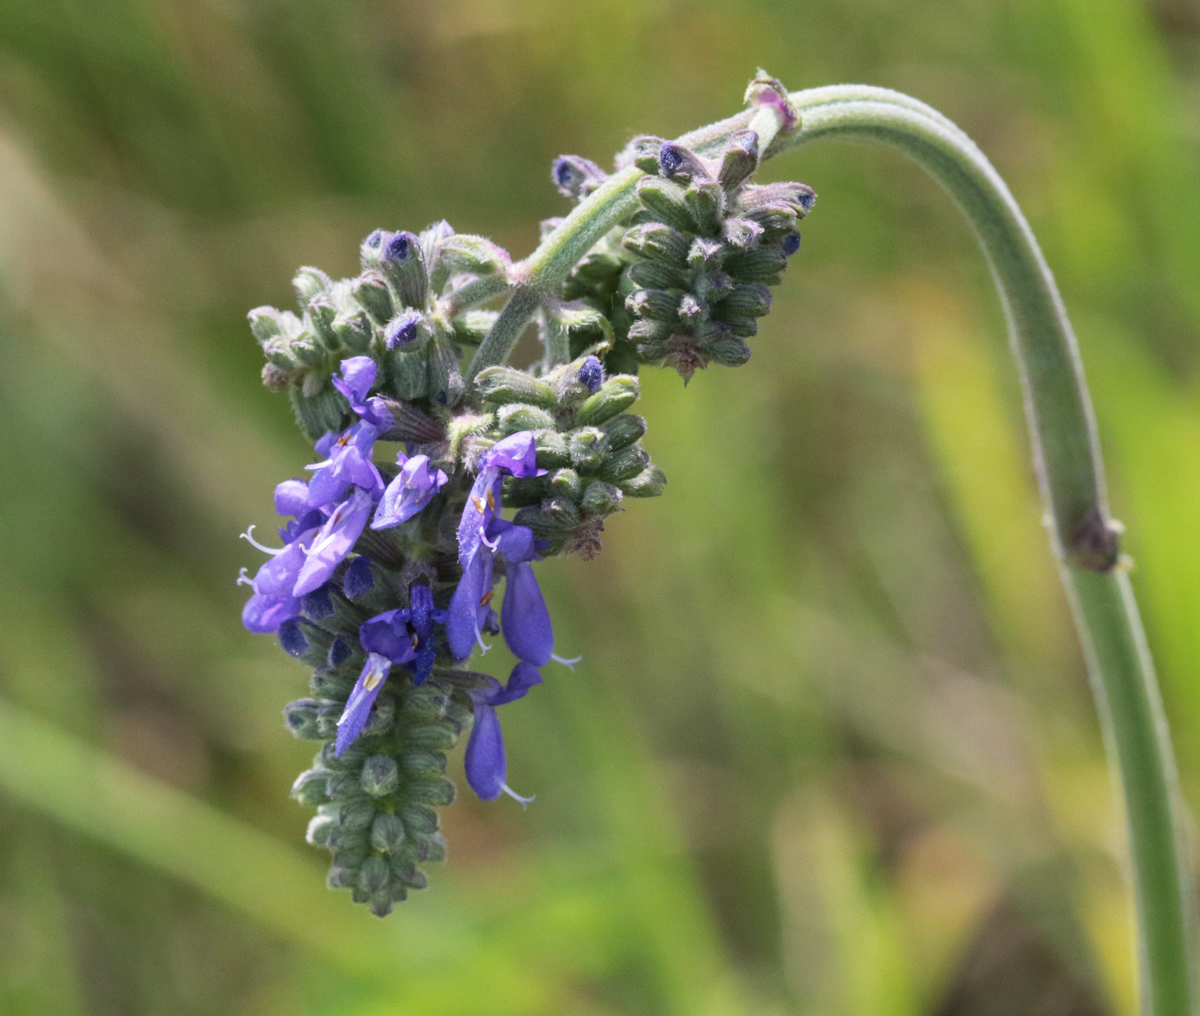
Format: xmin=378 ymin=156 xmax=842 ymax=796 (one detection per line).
xmin=240 ymin=75 xmax=811 ymax=914
xmin=549 ymin=80 xmax=814 ymax=382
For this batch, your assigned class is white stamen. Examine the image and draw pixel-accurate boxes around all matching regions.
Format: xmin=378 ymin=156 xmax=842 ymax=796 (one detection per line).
xmin=500 ymin=783 xmax=535 ymax=808
xmin=236 ymin=567 xmax=253 ymax=587
xmin=240 ymin=525 xmax=284 ymax=555
xmin=551 ymin=653 xmax=583 ymax=671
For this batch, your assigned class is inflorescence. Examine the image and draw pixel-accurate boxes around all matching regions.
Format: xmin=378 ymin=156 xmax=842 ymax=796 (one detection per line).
xmin=239 ymin=76 xmax=814 ymax=915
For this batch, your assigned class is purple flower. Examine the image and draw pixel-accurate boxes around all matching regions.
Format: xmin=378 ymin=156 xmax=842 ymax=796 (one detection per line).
xmin=293 ymin=487 xmax=374 ymax=597
xmin=372 ymin=452 xmax=448 ymax=529
xmin=335 ymin=652 xmax=396 ymax=756
xmin=384 ymin=309 xmax=423 ymax=349
xmin=332 ymin=356 xmax=393 ymax=429
xmin=464 ymin=661 xmax=543 ymax=802
xmin=334 ymin=584 xmax=448 ymax=755
xmin=447 ymin=518 xmax=554 ymax=665
xmin=306 ymin=422 xmax=385 ymax=508
xmin=305 ymin=359 xmax=394 ymax=509
xmin=240 ymin=481 xmax=325 ymax=633
xmin=457 ymin=432 xmax=544 ymax=570
xmin=576 ymin=355 xmax=603 ymax=394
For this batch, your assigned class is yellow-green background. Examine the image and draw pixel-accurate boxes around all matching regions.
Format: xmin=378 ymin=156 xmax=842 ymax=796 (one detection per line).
xmin=2 ymin=1 xmax=1198 ymax=1012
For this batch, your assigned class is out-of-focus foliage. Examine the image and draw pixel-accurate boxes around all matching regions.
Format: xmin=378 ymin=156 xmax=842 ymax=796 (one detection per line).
xmin=1 ymin=1 xmax=1198 ymax=1013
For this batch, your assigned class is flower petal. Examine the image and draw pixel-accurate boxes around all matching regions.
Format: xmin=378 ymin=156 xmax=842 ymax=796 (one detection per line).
xmin=335 ymin=652 xmax=391 ymax=755
xmin=464 ymin=703 xmax=505 ymax=801
xmin=501 ymin=562 xmax=554 ymax=666
xmin=293 ymin=488 xmax=373 ymax=596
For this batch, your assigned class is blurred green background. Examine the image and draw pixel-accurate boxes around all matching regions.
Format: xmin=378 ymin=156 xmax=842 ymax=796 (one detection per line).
xmin=2 ymin=0 xmax=1199 ymax=1013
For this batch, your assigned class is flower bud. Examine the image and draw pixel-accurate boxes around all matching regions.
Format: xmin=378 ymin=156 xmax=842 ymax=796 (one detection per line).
xmin=598 ymin=446 xmax=649 ymax=483
xmin=598 ymin=413 xmax=646 ymax=450
xmin=704 ymin=334 xmax=752 ymax=367
xmin=624 ymin=135 xmax=667 ymax=174
xmin=400 ymin=803 xmax=439 ymax=836
xmin=579 ymin=375 xmax=639 ymax=425
xmin=568 ymin=428 xmax=607 ymax=472
xmin=358 ymin=855 xmax=391 ymax=895
xmin=533 ymin=430 xmax=571 ymax=467
xmin=658 ymin=142 xmax=711 ymax=183
xmin=402 ymin=723 xmax=457 ymax=751
xmin=475 ymin=366 xmax=557 ymax=407
xmin=617 ymin=464 xmax=668 ymax=498
xmin=722 ymin=246 xmax=788 ymax=284
xmin=627 ymin=288 xmax=682 ymax=322
xmin=360 ymin=229 xmax=386 ymax=271
xmin=389 ymin=348 xmax=428 ymax=402
xmin=722 ymin=217 xmax=766 ymax=251
xmin=337 ymin=798 xmax=378 ymax=833
xmin=406 ymin=778 xmax=455 ymax=807
xmin=622 ymin=222 xmax=691 ymax=266
xmin=687 ymin=236 xmax=725 ymax=271
xmin=580 ymin=481 xmax=623 ymax=515
xmin=497 ymin=403 xmax=556 ymax=433
xmin=438 ymin=234 xmax=509 ymax=278
xmin=715 ymin=283 xmax=772 ymax=318
xmin=360 ymin=755 xmax=401 ymax=797
xmin=379 ymin=231 xmax=428 ymax=310
xmin=306 ymin=814 xmax=337 ymax=847
xmin=628 ymin=260 xmax=688 ymax=291
xmin=284 ymin=699 xmax=323 ymax=740
xmin=248 ymin=305 xmax=287 ymax=344
xmin=370 ymin=812 xmax=407 ymax=852
xmin=293 ymin=266 xmax=331 ymax=304
xmin=636 ymin=177 xmax=697 ymax=233
xmin=514 ymin=496 xmax=581 ymax=535
xmin=291 ymin=769 xmax=332 ymax=806
xmin=552 ymin=154 xmax=607 ymax=200
xmin=718 ymin=130 xmax=760 ymax=191
xmin=427 ymin=333 xmax=464 ymax=407
xmin=411 ymin=832 xmax=448 ymax=864
xmin=332 ymin=310 xmax=374 ymax=352
xmin=352 ymin=271 xmax=394 ymax=324
xmin=742 ymin=203 xmax=799 ymax=238
xmin=385 ymin=308 xmax=428 ymax=351
xmin=684 ymin=181 xmax=725 ymax=236
xmin=549 ymin=468 xmax=584 ymax=501
xmin=307 ymin=294 xmax=340 ymax=347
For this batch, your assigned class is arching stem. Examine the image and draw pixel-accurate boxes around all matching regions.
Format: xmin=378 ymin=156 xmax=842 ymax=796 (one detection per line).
xmin=483 ymin=83 xmax=1194 ymax=1015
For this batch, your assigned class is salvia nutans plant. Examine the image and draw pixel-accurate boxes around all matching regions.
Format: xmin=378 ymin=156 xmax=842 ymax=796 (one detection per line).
xmin=239 ymin=74 xmax=1195 ymax=1013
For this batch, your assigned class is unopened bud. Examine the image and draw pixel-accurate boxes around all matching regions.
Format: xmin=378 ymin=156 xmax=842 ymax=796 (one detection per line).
xmin=475 ymin=366 xmax=557 ymax=407
xmin=360 ymin=755 xmax=400 ymax=797
xmin=636 ymin=177 xmax=698 ymax=233
xmin=622 ymin=222 xmax=691 ymax=266
xmin=580 ymin=481 xmax=623 ymax=515
xmin=293 ymin=266 xmax=331 ymax=305
xmin=579 ymin=375 xmax=639 ymax=425
xmin=379 ymin=231 xmax=428 ymax=309
xmin=718 ymin=130 xmax=760 ymax=191
xmin=618 ymin=464 xmax=668 ymax=498
xmin=352 ymin=271 xmax=394 ymax=324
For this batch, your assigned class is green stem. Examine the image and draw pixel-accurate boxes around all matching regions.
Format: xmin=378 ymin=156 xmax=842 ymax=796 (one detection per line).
xmin=775 ymin=92 xmax=1194 ymax=1014
xmin=493 ymin=83 xmax=1194 ymax=1014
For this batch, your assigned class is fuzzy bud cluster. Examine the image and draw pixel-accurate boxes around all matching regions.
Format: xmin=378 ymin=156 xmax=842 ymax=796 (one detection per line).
xmin=248 ymin=221 xmax=509 ymax=440
xmin=618 ymin=131 xmax=814 ymax=381
xmin=475 ymin=354 xmax=666 ymax=559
